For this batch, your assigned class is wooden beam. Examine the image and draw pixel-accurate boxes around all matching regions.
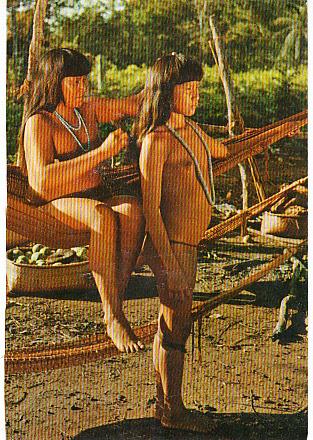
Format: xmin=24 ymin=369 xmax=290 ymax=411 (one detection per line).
xmin=209 ymin=14 xmax=267 ymax=213
xmin=191 ymin=239 xmax=307 ymax=321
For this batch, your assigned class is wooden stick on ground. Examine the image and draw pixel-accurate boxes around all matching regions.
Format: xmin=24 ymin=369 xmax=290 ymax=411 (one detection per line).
xmin=203 ymin=176 xmax=307 ymax=242
xmin=191 ymin=239 xmax=307 ymax=321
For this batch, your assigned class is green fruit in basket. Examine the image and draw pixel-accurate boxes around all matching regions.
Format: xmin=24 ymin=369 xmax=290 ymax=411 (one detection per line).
xmin=36 ymin=260 xmax=46 ymax=266
xmin=6 ymin=249 xmax=15 ymax=261
xmin=32 ymin=244 xmax=45 ymax=253
xmin=26 ymin=251 xmax=32 ymax=258
xmin=12 ymin=249 xmax=24 ymax=260
xmin=39 ymin=246 xmax=52 ymax=257
xmin=30 ymin=252 xmax=42 ymax=263
xmin=15 ymin=255 xmax=29 ymax=265
xmin=75 ymin=247 xmax=88 ymax=260
xmin=55 ymin=248 xmax=67 ymax=256
xmin=71 ymin=247 xmax=81 ymax=253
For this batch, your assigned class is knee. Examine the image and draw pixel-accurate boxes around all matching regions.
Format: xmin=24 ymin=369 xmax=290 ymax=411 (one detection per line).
xmin=117 ymin=196 xmax=143 ymax=219
xmin=125 ymin=197 xmax=144 ymax=223
xmin=93 ymin=204 xmax=117 ymax=235
xmin=178 ymin=316 xmax=192 ymax=345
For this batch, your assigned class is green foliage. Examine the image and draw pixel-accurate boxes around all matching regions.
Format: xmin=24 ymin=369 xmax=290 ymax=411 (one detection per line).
xmin=7 ymin=100 xmax=23 ymax=163
xmin=100 ymin=64 xmax=146 ymax=97
xmin=7 ymin=64 xmax=307 ymax=162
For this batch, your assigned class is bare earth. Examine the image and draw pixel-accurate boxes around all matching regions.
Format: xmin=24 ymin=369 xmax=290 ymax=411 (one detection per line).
xmin=5 ymin=141 xmax=308 ymax=439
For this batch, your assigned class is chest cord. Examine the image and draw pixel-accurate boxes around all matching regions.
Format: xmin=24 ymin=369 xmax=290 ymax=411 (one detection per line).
xmin=165 ymin=119 xmax=216 ymax=206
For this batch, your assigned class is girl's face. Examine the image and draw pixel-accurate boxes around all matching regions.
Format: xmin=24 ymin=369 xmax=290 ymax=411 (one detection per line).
xmin=61 ymin=75 xmax=88 ymax=108
xmin=172 ymin=81 xmax=200 ymax=116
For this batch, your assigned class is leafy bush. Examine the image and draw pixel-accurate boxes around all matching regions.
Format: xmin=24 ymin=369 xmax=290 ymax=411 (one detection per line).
xmin=100 ymin=63 xmax=146 ymax=97
xmin=7 ymin=100 xmax=23 ymax=163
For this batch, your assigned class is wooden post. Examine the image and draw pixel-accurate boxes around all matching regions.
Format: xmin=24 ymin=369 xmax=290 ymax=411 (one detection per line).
xmin=17 ymin=0 xmax=48 ymax=99
xmin=208 ymin=15 xmax=266 ymax=226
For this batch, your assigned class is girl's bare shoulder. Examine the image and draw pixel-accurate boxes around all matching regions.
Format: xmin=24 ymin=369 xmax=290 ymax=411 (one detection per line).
xmin=25 ymin=112 xmax=55 ymax=140
xmin=143 ymin=126 xmax=173 ymax=145
xmin=26 ymin=111 xmax=54 ymax=129
xmin=142 ymin=129 xmax=173 ymax=158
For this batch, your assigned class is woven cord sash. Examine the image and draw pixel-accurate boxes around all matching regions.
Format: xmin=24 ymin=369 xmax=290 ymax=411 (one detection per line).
xmin=166 ymin=119 xmax=216 ymax=206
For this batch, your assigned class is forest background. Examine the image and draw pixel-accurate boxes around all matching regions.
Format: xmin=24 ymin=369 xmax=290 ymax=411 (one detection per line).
xmin=6 ymin=0 xmax=307 ymax=162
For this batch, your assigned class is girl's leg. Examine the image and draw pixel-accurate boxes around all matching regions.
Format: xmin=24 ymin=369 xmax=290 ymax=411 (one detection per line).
xmin=109 ymin=195 xmax=145 ymax=296
xmin=153 ymin=243 xmax=215 ymax=433
xmin=43 ymin=196 xmax=145 ymax=353
xmin=104 ymin=195 xmax=146 ymax=351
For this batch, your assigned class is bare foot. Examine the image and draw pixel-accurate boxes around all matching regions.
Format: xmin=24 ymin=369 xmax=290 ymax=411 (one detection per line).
xmin=154 ymin=402 xmax=163 ymax=421
xmin=161 ymin=407 xmax=216 ymax=434
xmin=106 ymin=315 xmax=145 ymax=353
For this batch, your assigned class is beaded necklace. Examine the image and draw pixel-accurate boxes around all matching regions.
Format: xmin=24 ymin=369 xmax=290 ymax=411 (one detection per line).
xmin=54 ymin=108 xmax=90 ymax=152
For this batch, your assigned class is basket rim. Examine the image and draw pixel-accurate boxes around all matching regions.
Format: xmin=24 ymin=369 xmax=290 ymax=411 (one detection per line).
xmin=6 ymin=259 xmax=89 ymax=269
xmin=6 ymin=246 xmax=89 ymax=269
xmin=263 ymin=211 xmax=307 ymax=219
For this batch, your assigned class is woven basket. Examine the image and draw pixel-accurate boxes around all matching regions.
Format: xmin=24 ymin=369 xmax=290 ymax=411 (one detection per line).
xmin=261 ymin=211 xmax=307 ymax=239
xmin=6 ymin=247 xmax=91 ymax=293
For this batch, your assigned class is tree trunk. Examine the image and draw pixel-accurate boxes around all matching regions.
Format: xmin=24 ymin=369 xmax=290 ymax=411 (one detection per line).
xmin=194 ymin=0 xmax=208 ymax=59
xmin=11 ymin=6 xmax=18 ymax=88
xmin=209 ymin=15 xmax=248 ymax=212
xmin=26 ymin=0 xmax=48 ymax=82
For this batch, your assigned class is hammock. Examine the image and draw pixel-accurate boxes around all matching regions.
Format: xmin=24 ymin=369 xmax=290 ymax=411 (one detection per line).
xmin=5 ymin=175 xmax=307 ymax=374
xmin=6 ymin=110 xmax=307 ymax=248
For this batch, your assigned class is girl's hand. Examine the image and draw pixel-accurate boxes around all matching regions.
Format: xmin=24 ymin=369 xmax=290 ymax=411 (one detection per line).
xmin=101 ymin=128 xmax=129 ymax=157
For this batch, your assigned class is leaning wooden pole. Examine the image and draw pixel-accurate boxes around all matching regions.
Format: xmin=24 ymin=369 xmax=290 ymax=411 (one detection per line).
xmin=191 ymin=240 xmax=307 ymax=321
xmin=209 ymin=15 xmax=248 ymax=213
xmin=17 ymin=0 xmax=48 ymax=99
xmin=209 ymin=15 xmax=266 ymax=216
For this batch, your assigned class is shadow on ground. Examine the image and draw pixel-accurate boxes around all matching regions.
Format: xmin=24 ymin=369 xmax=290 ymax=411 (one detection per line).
xmin=9 ymin=274 xmax=158 ymax=302
xmin=73 ymin=411 xmax=307 ymax=440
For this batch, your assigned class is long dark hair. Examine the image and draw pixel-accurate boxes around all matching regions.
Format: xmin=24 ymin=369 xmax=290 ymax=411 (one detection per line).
xmin=18 ymin=48 xmax=91 ymax=171
xmin=133 ymin=53 xmax=203 ymax=143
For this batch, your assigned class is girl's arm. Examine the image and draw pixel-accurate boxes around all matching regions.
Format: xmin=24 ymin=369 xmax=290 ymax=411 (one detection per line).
xmin=24 ymin=114 xmax=128 ymax=201
xmin=88 ymin=91 xmax=143 ymax=124
xmin=202 ymin=130 xmax=229 ymax=159
xmin=139 ymin=133 xmax=189 ymax=292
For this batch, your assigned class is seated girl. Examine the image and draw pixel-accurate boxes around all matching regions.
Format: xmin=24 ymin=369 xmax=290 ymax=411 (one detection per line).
xmin=20 ymin=48 xmax=145 ymax=353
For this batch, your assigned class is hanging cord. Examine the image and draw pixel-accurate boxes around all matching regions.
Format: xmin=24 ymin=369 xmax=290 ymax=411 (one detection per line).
xmin=166 ymin=119 xmax=216 ymax=206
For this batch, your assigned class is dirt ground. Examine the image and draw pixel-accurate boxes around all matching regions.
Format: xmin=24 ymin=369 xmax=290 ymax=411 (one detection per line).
xmin=5 ymin=140 xmax=308 ymax=439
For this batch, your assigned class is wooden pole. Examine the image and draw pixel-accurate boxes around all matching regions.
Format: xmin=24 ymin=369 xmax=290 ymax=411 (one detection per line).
xmin=17 ymin=0 xmax=48 ymax=99
xmin=191 ymin=239 xmax=307 ymax=321
xmin=208 ymin=15 xmax=266 ymax=221
xmin=208 ymin=15 xmax=249 ymax=218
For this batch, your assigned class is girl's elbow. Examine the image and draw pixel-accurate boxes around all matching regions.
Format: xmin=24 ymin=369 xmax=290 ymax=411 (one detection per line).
xmin=28 ymin=173 xmax=53 ymax=200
